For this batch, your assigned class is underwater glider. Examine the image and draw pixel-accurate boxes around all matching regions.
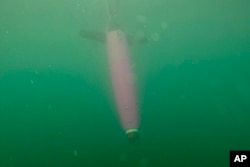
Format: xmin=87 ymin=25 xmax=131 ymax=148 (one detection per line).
xmin=80 ymin=0 xmax=142 ymax=144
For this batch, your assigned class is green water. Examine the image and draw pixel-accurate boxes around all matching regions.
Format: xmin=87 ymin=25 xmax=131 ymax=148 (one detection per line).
xmin=0 ymin=0 xmax=250 ymax=166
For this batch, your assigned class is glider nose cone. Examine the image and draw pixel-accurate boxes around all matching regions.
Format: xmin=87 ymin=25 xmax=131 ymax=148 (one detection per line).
xmin=126 ymin=129 xmax=140 ymax=145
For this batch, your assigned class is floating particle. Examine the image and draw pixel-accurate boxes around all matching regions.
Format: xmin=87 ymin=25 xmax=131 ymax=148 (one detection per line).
xmin=139 ymin=158 xmax=148 ymax=167
xmin=136 ymin=15 xmax=147 ymax=23
xmin=134 ymin=30 xmax=147 ymax=43
xmin=74 ymin=149 xmax=78 ymax=157
xmin=180 ymin=94 xmax=185 ymax=99
xmin=48 ymin=104 xmax=52 ymax=110
xmin=76 ymin=3 xmax=81 ymax=7
xmin=135 ymin=31 xmax=145 ymax=42
xmin=161 ymin=21 xmax=168 ymax=30
xmin=30 ymin=80 xmax=34 ymax=84
xmin=151 ymin=33 xmax=160 ymax=41
xmin=119 ymin=153 xmax=127 ymax=161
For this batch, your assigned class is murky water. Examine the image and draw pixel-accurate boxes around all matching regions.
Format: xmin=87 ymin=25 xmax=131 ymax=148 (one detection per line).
xmin=0 ymin=0 xmax=250 ymax=166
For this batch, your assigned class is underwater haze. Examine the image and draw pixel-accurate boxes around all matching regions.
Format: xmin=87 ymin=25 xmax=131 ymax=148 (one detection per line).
xmin=0 ymin=0 xmax=250 ymax=166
